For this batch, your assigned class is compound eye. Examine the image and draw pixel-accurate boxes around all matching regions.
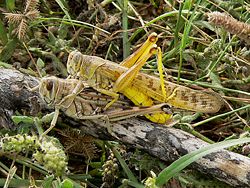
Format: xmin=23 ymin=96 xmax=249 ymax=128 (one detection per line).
xmin=46 ymin=80 xmax=53 ymax=91
xmin=162 ymin=104 xmax=172 ymax=114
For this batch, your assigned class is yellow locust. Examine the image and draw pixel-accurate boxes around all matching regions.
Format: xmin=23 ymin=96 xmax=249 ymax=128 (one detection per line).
xmin=38 ymin=76 xmax=172 ymax=135
xmin=66 ymin=33 xmax=223 ymax=124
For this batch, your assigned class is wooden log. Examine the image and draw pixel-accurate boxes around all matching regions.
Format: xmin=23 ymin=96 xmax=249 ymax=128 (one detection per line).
xmin=0 ymin=68 xmax=250 ymax=187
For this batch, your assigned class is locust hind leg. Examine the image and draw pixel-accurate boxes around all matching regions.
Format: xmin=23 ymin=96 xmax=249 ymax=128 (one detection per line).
xmin=113 ymin=46 xmax=167 ymax=102
xmin=112 ymin=33 xmax=159 ymax=94
xmin=107 ymin=103 xmax=172 ymax=123
xmin=121 ymin=33 xmax=158 ymax=68
xmin=113 ymin=46 xmax=158 ymax=93
xmin=73 ymin=113 xmax=117 ymax=139
xmin=156 ymin=47 xmax=167 ymax=100
xmin=118 ymin=33 xmax=166 ymax=99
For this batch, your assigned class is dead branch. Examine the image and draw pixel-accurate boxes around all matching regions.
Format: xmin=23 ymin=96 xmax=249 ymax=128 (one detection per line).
xmin=0 ymin=68 xmax=250 ymax=187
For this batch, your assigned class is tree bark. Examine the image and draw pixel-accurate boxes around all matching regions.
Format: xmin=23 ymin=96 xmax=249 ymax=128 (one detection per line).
xmin=0 ymin=68 xmax=250 ymax=187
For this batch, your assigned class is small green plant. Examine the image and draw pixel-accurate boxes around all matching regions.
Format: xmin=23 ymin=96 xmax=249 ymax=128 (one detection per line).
xmin=0 ymin=134 xmax=68 ymax=176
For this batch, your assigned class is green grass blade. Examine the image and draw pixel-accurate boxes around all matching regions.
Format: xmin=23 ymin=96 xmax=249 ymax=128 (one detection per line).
xmin=54 ymin=0 xmax=76 ymax=32
xmin=132 ymin=10 xmax=190 ymax=37
xmin=0 ymin=178 xmax=43 ymax=187
xmin=192 ymin=104 xmax=250 ymax=127
xmin=54 ymin=0 xmax=70 ymax=21
xmin=38 ymin=17 xmax=110 ymax=34
xmin=5 ymin=0 xmax=15 ymax=11
xmin=145 ymin=10 xmax=190 ymax=28
xmin=155 ymin=138 xmax=250 ymax=186
xmin=173 ymin=3 xmax=184 ymax=47
xmin=121 ymin=0 xmax=130 ymax=58
xmin=112 ymin=146 xmax=139 ymax=184
xmin=178 ymin=0 xmax=201 ymax=82
xmin=0 ymin=20 xmax=8 ymax=45
xmin=0 ymin=38 xmax=18 ymax=62
xmin=208 ymin=35 xmax=236 ymax=74
xmin=124 ymin=179 xmax=145 ymax=188
xmin=107 ymin=142 xmax=139 ymax=184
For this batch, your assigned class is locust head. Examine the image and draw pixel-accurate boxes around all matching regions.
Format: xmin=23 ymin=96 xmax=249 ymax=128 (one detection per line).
xmin=39 ymin=76 xmax=59 ymax=106
xmin=67 ymin=50 xmax=83 ymax=77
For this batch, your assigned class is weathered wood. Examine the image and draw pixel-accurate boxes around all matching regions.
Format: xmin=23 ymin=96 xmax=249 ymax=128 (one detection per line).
xmin=0 ymin=68 xmax=250 ymax=187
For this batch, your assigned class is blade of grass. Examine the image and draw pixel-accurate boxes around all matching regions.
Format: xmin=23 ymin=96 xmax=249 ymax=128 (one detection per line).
xmin=178 ymin=0 xmax=202 ymax=82
xmin=112 ymin=146 xmax=139 ymax=184
xmin=11 ymin=156 xmax=49 ymax=175
xmin=192 ymin=104 xmax=250 ymax=127
xmin=0 ymin=161 xmax=20 ymax=179
xmin=0 ymin=20 xmax=8 ymax=45
xmin=106 ymin=142 xmax=139 ymax=184
xmin=0 ymin=178 xmax=42 ymax=187
xmin=175 ymin=76 xmax=250 ymax=97
xmin=173 ymin=2 xmax=184 ymax=47
xmin=100 ymin=0 xmax=114 ymax=7
xmin=144 ymin=10 xmax=190 ymax=28
xmin=124 ymin=179 xmax=144 ymax=188
xmin=54 ymin=0 xmax=72 ymax=26
xmin=180 ymin=125 xmax=215 ymax=144
xmin=132 ymin=10 xmax=191 ymax=38
xmin=121 ymin=0 xmax=130 ymax=59
xmin=5 ymin=0 xmax=15 ymax=11
xmin=208 ymin=35 xmax=236 ymax=74
xmin=38 ymin=17 xmax=110 ymax=34
xmin=4 ymin=166 xmax=17 ymax=188
xmin=0 ymin=38 xmax=18 ymax=62
xmin=156 ymin=137 xmax=250 ymax=186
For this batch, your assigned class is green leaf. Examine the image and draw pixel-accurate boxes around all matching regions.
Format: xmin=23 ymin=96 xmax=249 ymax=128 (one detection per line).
xmin=194 ymin=20 xmax=215 ymax=31
xmin=0 ymin=38 xmax=18 ymax=62
xmin=0 ymin=20 xmax=8 ymax=45
xmin=41 ymin=175 xmax=54 ymax=188
xmin=37 ymin=58 xmax=45 ymax=68
xmin=12 ymin=115 xmax=34 ymax=125
xmin=6 ymin=0 xmax=15 ymax=11
xmin=60 ymin=179 xmax=74 ymax=188
xmin=183 ymin=0 xmax=192 ymax=10
xmin=155 ymin=138 xmax=250 ymax=186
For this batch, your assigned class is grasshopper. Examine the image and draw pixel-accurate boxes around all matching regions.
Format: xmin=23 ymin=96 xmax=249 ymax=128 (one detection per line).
xmin=38 ymin=76 xmax=172 ymax=135
xmin=66 ymin=33 xmax=222 ymax=124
